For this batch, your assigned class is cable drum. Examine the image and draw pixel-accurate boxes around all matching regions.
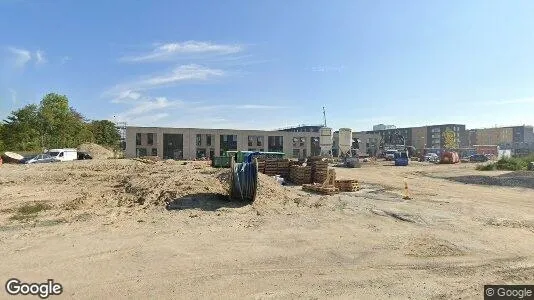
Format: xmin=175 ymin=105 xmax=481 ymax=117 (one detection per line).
xmin=230 ymin=158 xmax=259 ymax=202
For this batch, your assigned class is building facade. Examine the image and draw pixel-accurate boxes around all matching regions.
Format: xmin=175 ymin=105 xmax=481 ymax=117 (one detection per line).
xmin=126 ymin=127 xmax=322 ymax=160
xmin=469 ymin=125 xmax=534 ymax=155
xmin=355 ymin=124 xmax=467 ymax=151
xmin=426 ymin=124 xmax=467 ymax=149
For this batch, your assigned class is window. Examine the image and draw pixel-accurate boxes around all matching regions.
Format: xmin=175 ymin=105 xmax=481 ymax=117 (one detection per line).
xmin=136 ymin=133 xmax=142 ymax=145
xmin=300 ymin=137 xmax=305 ymax=147
xmin=293 ymin=149 xmax=300 ymax=157
xmin=206 ymin=135 xmax=212 ymax=147
xmin=431 ymin=128 xmax=441 ymax=133
xmin=248 ymin=136 xmax=254 ymax=147
xmin=136 ymin=148 xmax=147 ymax=157
xmin=147 ymin=133 xmax=154 ymax=145
xmin=257 ymin=136 xmax=263 ymax=146
xmin=292 ymin=137 xmax=299 ymax=147
xmin=196 ymin=134 xmax=202 ymax=146
xmin=151 ymin=148 xmax=157 ymax=156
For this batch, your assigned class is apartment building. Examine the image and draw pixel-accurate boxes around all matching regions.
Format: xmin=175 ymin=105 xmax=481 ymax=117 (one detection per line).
xmin=467 ymin=125 xmax=534 ymax=155
xmin=469 ymin=125 xmax=534 ymax=148
xmin=126 ymin=126 xmax=322 ymax=160
xmin=355 ymin=124 xmax=467 ymax=151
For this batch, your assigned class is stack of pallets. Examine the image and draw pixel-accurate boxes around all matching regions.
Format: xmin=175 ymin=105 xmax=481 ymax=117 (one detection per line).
xmin=311 ymin=160 xmax=329 ymax=183
xmin=263 ymin=159 xmax=279 ymax=176
xmin=302 ymin=183 xmax=339 ymax=195
xmin=277 ymin=160 xmax=291 ymax=178
xmin=335 ymin=179 xmax=360 ymax=192
xmin=289 ymin=165 xmax=312 ymax=184
xmin=301 ymin=167 xmax=339 ymax=195
xmin=257 ymin=160 xmax=266 ymax=173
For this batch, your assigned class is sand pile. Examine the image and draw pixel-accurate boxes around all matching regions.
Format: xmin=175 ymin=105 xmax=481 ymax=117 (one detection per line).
xmin=1 ymin=158 xmax=307 ymax=225
xmin=78 ymin=143 xmax=115 ymax=159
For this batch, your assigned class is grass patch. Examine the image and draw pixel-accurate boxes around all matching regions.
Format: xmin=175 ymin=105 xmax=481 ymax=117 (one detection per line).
xmin=477 ymin=154 xmax=534 ymax=171
xmin=476 ymin=164 xmax=496 ymax=171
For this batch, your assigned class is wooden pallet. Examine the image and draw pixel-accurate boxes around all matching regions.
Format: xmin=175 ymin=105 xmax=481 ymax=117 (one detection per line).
xmin=302 ymin=183 xmax=339 ymax=195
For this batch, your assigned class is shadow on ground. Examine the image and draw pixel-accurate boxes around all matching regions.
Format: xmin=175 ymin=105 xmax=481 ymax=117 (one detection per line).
xmin=447 ymin=171 xmax=534 ymax=189
xmin=165 ymin=193 xmax=250 ymax=211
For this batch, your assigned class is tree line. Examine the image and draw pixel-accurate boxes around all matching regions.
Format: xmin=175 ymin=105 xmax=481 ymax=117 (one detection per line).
xmin=0 ymin=93 xmax=120 ymax=152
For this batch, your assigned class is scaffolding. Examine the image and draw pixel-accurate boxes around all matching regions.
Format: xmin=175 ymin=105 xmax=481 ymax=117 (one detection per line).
xmin=115 ymin=121 xmax=127 ymax=150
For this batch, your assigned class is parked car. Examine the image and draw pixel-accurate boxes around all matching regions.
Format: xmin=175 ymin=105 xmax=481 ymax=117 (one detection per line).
xmin=77 ymin=152 xmax=93 ymax=160
xmin=469 ymin=154 xmax=489 ymax=162
xmin=423 ymin=153 xmax=439 ymax=163
xmin=46 ymin=148 xmax=78 ymax=162
xmin=21 ymin=154 xmax=59 ymax=164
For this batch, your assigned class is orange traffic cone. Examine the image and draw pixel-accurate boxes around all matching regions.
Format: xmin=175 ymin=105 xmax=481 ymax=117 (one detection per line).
xmin=403 ymin=178 xmax=411 ymax=200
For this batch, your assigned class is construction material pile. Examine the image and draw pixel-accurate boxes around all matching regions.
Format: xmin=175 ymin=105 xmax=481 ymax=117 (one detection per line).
xmin=0 ymin=158 xmax=303 ymax=223
xmin=302 ymin=167 xmax=339 ymax=195
xmin=257 ymin=160 xmax=266 ymax=173
xmin=78 ymin=143 xmax=115 ymax=159
xmin=289 ymin=165 xmax=312 ymax=184
xmin=261 ymin=159 xmax=291 ymax=177
xmin=335 ymin=179 xmax=360 ymax=192
xmin=1 ymin=152 xmax=24 ymax=164
xmin=302 ymin=183 xmax=339 ymax=195
xmin=309 ymin=157 xmax=329 ymax=183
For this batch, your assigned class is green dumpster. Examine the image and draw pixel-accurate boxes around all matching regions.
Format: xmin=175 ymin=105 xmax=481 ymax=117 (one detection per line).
xmin=212 ymin=156 xmax=231 ymax=168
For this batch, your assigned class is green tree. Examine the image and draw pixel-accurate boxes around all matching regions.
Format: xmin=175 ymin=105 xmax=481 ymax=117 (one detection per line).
xmin=2 ymin=104 xmax=42 ymax=151
xmin=38 ymin=93 xmax=92 ymax=148
xmin=442 ymin=128 xmax=459 ymax=149
xmin=89 ymin=120 xmax=120 ymax=148
xmin=0 ymin=123 xmax=5 ymax=152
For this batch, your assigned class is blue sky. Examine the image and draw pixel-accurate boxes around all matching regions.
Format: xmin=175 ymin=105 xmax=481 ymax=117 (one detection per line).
xmin=1 ymin=0 xmax=534 ymax=130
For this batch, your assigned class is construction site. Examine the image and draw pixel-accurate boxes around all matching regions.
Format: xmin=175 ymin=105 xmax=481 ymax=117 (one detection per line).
xmin=1 ymin=120 xmax=534 ymax=299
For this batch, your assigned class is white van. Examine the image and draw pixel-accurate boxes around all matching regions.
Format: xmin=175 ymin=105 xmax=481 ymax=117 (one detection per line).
xmin=47 ymin=148 xmax=78 ymax=162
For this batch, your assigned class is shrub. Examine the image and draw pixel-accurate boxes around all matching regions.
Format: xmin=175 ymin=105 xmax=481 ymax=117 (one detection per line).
xmin=476 ymin=163 xmax=496 ymax=171
xmin=495 ymin=157 xmax=527 ymax=171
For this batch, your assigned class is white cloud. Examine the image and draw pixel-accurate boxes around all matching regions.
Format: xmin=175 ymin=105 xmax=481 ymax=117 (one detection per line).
xmin=60 ymin=56 xmax=71 ymax=65
xmin=35 ymin=50 xmax=46 ymax=64
xmin=117 ymin=97 xmax=184 ymax=120
xmin=311 ymin=65 xmax=346 ymax=73
xmin=107 ymin=64 xmax=225 ymax=99
xmin=120 ymin=41 xmax=243 ymax=62
xmin=140 ymin=64 xmax=224 ymax=86
xmin=7 ymin=47 xmax=32 ymax=67
xmin=112 ymin=90 xmax=142 ymax=103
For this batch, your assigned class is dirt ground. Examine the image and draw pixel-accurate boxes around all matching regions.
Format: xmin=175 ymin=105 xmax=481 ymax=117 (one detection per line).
xmin=1 ymin=159 xmax=533 ymax=299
